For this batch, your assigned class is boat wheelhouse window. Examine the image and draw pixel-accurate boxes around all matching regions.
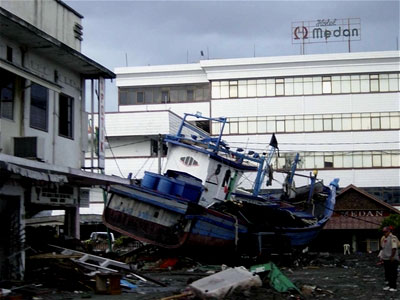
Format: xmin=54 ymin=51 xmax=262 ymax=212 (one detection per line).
xmin=192 ymin=120 xmax=210 ymax=134
xmin=0 ymin=69 xmax=15 ymax=120
xmin=30 ymin=83 xmax=48 ymax=131
xmin=150 ymin=139 xmax=167 ymax=157
xmin=180 ymin=156 xmax=198 ymax=166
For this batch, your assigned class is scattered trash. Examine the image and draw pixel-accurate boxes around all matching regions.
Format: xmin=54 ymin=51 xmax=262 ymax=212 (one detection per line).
xmin=9 ymin=244 xmax=385 ymax=299
xmin=120 ymin=279 xmax=137 ymax=291
xmin=159 ymin=258 xmax=179 ymax=269
xmin=189 ymin=266 xmax=262 ymax=299
xmin=301 ymin=284 xmax=316 ymax=296
xmin=0 ymin=288 xmax=12 ymax=297
xmin=250 ymin=262 xmax=300 ymax=293
xmin=95 ymin=273 xmax=121 ymax=295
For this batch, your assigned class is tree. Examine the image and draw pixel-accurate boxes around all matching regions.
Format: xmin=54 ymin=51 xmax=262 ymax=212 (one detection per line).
xmin=381 ymin=214 xmax=400 ymax=236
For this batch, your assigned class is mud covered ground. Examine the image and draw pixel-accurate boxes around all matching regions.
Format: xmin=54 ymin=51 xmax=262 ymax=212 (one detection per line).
xmin=12 ymin=251 xmax=399 ymax=300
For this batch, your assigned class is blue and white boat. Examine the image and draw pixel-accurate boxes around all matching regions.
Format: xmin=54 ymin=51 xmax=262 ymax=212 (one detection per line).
xmin=103 ymin=113 xmax=339 ymax=255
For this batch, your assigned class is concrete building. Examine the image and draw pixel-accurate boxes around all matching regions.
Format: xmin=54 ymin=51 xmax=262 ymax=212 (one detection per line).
xmin=101 ymin=51 xmax=399 ymax=207
xmin=0 ymin=0 xmax=130 ymax=279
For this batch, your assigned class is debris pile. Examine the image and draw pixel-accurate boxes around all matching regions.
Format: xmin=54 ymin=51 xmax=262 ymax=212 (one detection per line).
xmin=0 ymin=242 xmax=385 ymax=300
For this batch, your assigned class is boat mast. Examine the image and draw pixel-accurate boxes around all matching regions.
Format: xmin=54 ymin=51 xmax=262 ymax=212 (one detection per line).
xmin=253 ymin=134 xmax=278 ymax=196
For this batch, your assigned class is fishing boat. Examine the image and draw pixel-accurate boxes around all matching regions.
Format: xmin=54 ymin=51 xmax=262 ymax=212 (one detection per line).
xmin=103 ymin=113 xmax=339 ymax=255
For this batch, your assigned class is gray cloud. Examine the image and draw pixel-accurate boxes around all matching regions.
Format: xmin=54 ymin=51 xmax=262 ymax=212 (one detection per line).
xmin=65 ymin=0 xmax=399 ymax=110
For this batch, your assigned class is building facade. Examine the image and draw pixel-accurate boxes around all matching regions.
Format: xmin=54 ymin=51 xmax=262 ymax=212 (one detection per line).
xmin=106 ymin=51 xmax=399 ymax=207
xmin=0 ymin=0 xmax=130 ymax=280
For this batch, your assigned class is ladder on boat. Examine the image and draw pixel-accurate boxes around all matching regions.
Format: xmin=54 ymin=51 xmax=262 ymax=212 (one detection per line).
xmin=49 ymin=245 xmax=167 ymax=287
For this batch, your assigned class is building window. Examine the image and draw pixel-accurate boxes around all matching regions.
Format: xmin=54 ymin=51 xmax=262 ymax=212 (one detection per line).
xmin=119 ymin=84 xmax=209 ymax=105
xmin=6 ymin=46 xmax=12 ymax=62
xmin=275 ymin=79 xmax=284 ymax=96
xmin=218 ymin=111 xmax=400 ymax=135
xmin=211 ymin=72 xmax=400 ymax=99
xmin=229 ymin=81 xmax=238 ymax=98
xmin=187 ymin=89 xmax=194 ymax=101
xmin=59 ymin=94 xmax=74 ymax=139
xmin=370 ymin=74 xmax=379 ymax=92
xmin=322 ymin=76 xmax=331 ymax=94
xmin=275 ymin=150 xmax=400 ymax=170
xmin=30 ymin=83 xmax=48 ymax=131
xmin=0 ymin=69 xmax=15 ymax=120
xmin=137 ymin=91 xmax=144 ymax=103
xmin=161 ymin=90 xmax=169 ymax=103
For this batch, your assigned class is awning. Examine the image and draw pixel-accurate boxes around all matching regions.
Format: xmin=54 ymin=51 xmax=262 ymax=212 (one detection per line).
xmin=0 ymin=153 xmax=130 ymax=187
xmin=0 ymin=59 xmax=62 ymax=93
xmin=4 ymin=162 xmax=68 ymax=183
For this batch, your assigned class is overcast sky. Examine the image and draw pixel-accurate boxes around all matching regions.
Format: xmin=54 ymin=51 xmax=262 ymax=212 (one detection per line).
xmin=65 ymin=0 xmax=400 ymax=111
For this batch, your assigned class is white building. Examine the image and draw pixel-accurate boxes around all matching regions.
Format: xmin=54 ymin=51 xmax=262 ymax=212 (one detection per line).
xmin=0 ymin=0 xmax=129 ymax=279
xmin=100 ymin=51 xmax=399 ymax=206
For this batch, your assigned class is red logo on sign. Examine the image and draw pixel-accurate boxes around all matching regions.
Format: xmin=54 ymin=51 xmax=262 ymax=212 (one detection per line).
xmin=294 ymin=26 xmax=308 ymax=40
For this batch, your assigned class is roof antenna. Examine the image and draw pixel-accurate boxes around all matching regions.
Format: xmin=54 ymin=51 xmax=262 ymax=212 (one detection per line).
xmin=125 ymin=53 xmax=128 ymax=67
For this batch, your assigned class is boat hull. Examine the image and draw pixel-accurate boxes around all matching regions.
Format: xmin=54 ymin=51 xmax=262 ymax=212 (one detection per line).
xmin=103 ymin=179 xmax=339 ymax=253
xmin=103 ymin=184 xmax=247 ymax=250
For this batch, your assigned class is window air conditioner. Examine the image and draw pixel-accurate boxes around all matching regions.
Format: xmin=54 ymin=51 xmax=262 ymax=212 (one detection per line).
xmin=14 ymin=136 xmax=44 ymax=161
xmin=79 ymin=188 xmax=90 ymax=208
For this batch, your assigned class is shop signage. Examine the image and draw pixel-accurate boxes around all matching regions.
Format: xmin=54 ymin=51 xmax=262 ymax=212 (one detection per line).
xmin=341 ymin=210 xmax=383 ymax=217
xmin=292 ymin=18 xmax=361 ymax=44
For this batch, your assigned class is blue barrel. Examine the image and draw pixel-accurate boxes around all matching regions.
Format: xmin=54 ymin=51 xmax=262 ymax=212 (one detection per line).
xmin=141 ymin=171 xmax=160 ymax=189
xmin=157 ymin=177 xmax=173 ymax=194
xmin=172 ymin=180 xmax=185 ymax=197
xmin=182 ymin=183 xmax=203 ymax=203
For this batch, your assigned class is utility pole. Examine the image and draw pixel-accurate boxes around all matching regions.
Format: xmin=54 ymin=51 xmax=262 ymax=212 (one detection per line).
xmin=158 ymin=134 xmax=162 ymax=174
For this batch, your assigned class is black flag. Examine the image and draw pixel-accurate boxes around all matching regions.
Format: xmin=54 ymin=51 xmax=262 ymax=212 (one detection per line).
xmin=269 ymin=133 xmax=278 ymax=148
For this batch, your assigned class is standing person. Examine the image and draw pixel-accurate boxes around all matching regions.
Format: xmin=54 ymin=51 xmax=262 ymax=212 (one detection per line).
xmin=381 ymin=226 xmax=399 ymax=292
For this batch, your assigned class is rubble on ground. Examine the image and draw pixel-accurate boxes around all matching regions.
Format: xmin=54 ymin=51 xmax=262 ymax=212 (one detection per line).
xmin=0 ymin=240 xmax=389 ymax=300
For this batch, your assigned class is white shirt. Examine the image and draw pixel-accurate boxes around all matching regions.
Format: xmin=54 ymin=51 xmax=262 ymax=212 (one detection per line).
xmin=381 ymin=233 xmax=399 ymax=261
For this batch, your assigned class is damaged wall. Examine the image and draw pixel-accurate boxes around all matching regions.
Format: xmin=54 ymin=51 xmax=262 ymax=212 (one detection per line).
xmin=0 ymin=183 xmax=25 ymax=280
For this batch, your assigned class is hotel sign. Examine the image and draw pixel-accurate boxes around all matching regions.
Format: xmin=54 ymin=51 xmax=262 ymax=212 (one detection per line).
xmin=292 ymin=18 xmax=361 ymax=44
